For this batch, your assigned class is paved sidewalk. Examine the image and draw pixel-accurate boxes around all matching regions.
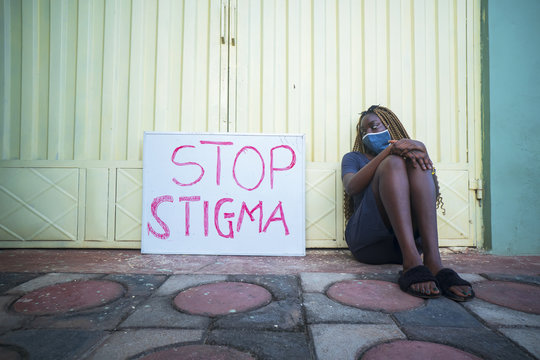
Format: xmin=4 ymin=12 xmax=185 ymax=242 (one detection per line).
xmin=0 ymin=249 xmax=539 ymax=359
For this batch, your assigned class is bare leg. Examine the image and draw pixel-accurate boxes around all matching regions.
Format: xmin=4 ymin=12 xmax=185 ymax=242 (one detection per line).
xmin=406 ymin=163 xmax=471 ymax=297
xmin=371 ymin=155 xmax=438 ymax=295
xmin=372 ymin=155 xmax=471 ymax=297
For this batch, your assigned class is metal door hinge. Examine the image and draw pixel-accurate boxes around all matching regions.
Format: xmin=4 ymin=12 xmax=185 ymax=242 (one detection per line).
xmin=469 ymin=179 xmax=483 ymax=200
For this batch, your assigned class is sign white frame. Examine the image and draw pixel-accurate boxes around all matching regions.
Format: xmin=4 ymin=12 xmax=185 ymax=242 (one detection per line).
xmin=141 ymin=132 xmax=305 ymax=256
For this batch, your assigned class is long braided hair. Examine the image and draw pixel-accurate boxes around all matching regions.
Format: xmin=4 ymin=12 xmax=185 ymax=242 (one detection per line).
xmin=344 ymin=105 xmax=445 ymax=222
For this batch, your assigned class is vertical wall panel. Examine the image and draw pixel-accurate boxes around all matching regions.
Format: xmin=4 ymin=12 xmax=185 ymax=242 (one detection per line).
xmin=287 ymin=0 xmax=302 ymax=136
xmin=219 ymin=0 xmax=230 ymax=132
xmin=312 ymin=0 xmax=338 ymax=162
xmin=425 ymin=0 xmax=438 ymax=159
xmin=272 ymin=0 xmax=287 ymax=134
xmin=154 ymin=0 xmax=183 ymax=132
xmin=20 ymin=0 xmax=49 ymax=160
xmin=236 ymin=0 xmax=262 ymax=133
xmin=48 ymin=0 xmax=77 ymax=160
xmin=101 ymin=0 xmax=131 ymax=161
xmin=337 ymin=0 xmax=352 ymax=160
xmin=180 ymin=0 xmax=213 ymax=132
xmin=260 ymin=0 xmax=279 ymax=134
xmin=0 ymin=0 xmax=22 ymax=160
xmin=299 ymin=0 xmax=313 ymax=160
xmin=375 ymin=0 xmax=389 ymax=104
xmin=85 ymin=168 xmax=109 ymax=241
xmin=74 ymin=0 xmax=104 ymax=160
xmin=312 ymin=0 xmax=326 ymax=160
xmin=193 ymin=0 xmax=216 ymax=132
xmin=127 ymin=0 xmax=157 ymax=161
xmin=179 ymin=0 xmax=197 ymax=131
xmin=438 ymin=0 xmax=452 ymax=163
xmin=363 ymin=0 xmax=380 ymax=107
xmin=400 ymin=0 xmax=415 ymax=136
xmin=388 ymin=0 xmax=403 ymax=114
xmin=414 ymin=0 xmax=434 ymax=155
xmin=348 ymin=0 xmax=364 ymax=147
xmin=207 ymin=0 xmax=222 ymax=132
xmin=323 ymin=0 xmax=338 ymax=162
xmin=457 ymin=0 xmax=469 ymax=164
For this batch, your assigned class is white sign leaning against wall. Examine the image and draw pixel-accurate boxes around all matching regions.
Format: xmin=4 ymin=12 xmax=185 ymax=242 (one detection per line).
xmin=141 ymin=132 xmax=306 ymax=256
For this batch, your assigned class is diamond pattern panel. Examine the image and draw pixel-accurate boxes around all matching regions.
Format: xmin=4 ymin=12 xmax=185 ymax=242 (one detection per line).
xmin=0 ymin=168 xmax=79 ymax=241
xmin=306 ymin=168 xmax=337 ymax=240
xmin=436 ymin=169 xmax=470 ymax=241
xmin=115 ymin=169 xmax=143 ymax=241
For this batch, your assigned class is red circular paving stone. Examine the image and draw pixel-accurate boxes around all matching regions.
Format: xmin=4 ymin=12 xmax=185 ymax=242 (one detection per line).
xmin=139 ymin=345 xmax=255 ymax=360
xmin=12 ymin=280 xmax=124 ymax=315
xmin=174 ymin=282 xmax=272 ymax=316
xmin=474 ymin=281 xmax=540 ymax=314
xmin=361 ymin=340 xmax=481 ymax=360
xmin=327 ymin=280 xmax=424 ymax=312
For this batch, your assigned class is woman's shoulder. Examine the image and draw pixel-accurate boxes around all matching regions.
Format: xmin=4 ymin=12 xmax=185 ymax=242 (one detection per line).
xmin=341 ymin=152 xmax=369 ymax=174
xmin=342 ymin=151 xmax=368 ymax=163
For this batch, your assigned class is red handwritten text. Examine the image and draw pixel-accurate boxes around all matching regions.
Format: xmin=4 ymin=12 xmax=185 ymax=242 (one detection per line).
xmin=147 ymin=197 xmax=290 ymax=240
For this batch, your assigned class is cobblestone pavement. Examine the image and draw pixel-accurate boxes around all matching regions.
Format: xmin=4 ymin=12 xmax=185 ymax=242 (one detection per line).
xmin=0 ymin=249 xmax=539 ymax=360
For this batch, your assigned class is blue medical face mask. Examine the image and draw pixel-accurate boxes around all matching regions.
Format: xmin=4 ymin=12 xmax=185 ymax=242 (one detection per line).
xmin=362 ymin=129 xmax=391 ymax=154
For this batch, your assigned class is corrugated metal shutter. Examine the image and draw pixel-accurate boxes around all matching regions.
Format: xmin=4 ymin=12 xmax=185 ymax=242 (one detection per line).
xmin=0 ymin=0 xmax=482 ymax=249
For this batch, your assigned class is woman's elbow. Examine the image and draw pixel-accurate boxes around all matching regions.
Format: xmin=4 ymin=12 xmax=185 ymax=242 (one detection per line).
xmin=343 ymin=180 xmax=355 ymax=196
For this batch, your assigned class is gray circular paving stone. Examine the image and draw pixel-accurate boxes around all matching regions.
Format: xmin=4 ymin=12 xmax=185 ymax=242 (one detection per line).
xmin=474 ymin=280 xmax=540 ymax=314
xmin=361 ymin=340 xmax=482 ymax=360
xmin=0 ymin=346 xmax=25 ymax=360
xmin=138 ymin=345 xmax=255 ymax=360
xmin=12 ymin=280 xmax=124 ymax=315
xmin=173 ymin=281 xmax=272 ymax=316
xmin=327 ymin=279 xmax=424 ymax=312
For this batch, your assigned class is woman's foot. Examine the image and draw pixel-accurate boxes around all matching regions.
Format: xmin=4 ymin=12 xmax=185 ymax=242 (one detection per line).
xmin=398 ymin=265 xmax=441 ymax=299
xmin=424 ymin=259 xmax=473 ymax=301
xmin=434 ymin=268 xmax=475 ymax=302
xmin=409 ymin=278 xmax=440 ymax=297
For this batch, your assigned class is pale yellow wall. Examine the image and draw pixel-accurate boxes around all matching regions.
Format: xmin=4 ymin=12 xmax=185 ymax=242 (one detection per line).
xmin=0 ymin=0 xmax=482 ymax=249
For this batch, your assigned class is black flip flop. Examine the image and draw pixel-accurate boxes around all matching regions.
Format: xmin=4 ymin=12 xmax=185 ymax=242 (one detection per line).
xmin=398 ymin=265 xmax=441 ymax=299
xmin=435 ymin=268 xmax=475 ymax=302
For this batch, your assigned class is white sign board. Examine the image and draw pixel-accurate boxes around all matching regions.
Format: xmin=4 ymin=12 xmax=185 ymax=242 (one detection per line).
xmin=141 ymin=132 xmax=305 ymax=256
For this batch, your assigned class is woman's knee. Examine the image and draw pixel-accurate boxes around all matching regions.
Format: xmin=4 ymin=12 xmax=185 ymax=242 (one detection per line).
xmin=372 ymin=155 xmax=408 ymax=194
xmin=382 ymin=154 xmax=407 ymax=167
xmin=376 ymin=155 xmax=407 ymax=175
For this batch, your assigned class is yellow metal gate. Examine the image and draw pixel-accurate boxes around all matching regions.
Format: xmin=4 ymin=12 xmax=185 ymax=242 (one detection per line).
xmin=0 ymin=0 xmax=482 ymax=249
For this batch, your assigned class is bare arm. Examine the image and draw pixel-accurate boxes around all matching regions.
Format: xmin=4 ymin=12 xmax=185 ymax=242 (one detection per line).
xmin=343 ymin=144 xmax=394 ymax=196
xmin=343 ymin=139 xmax=433 ymax=196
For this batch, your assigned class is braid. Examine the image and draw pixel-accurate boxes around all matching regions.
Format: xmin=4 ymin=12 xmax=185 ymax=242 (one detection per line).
xmin=344 ymin=105 xmax=445 ymax=222
xmin=373 ymin=106 xmax=410 ymax=140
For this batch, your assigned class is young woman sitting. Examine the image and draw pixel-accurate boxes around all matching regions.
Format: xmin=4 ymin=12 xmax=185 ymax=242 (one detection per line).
xmin=341 ymin=105 xmax=474 ymax=301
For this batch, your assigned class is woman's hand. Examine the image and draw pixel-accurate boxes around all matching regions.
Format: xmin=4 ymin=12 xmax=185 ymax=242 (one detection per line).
xmin=388 ymin=139 xmax=426 ymax=156
xmin=402 ymin=149 xmax=433 ymax=170
xmin=389 ymin=140 xmax=433 ymax=170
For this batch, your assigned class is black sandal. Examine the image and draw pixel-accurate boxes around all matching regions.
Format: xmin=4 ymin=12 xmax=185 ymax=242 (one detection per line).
xmin=398 ymin=265 xmax=441 ymax=299
xmin=435 ymin=268 xmax=475 ymax=302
